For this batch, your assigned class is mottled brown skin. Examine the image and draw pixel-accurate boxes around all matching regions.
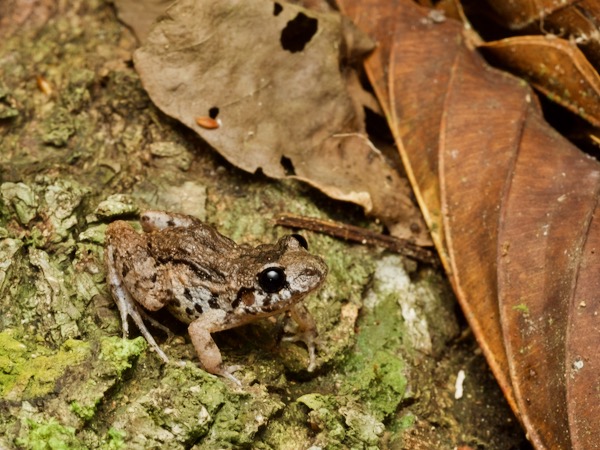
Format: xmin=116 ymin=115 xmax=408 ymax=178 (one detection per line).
xmin=105 ymin=210 xmax=327 ymax=384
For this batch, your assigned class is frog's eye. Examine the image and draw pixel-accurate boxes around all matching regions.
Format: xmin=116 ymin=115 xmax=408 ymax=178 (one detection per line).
xmin=290 ymin=234 xmax=308 ymax=250
xmin=258 ymin=267 xmax=286 ymax=293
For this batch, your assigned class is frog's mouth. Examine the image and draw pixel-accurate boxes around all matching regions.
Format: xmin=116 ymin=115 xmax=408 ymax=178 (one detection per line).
xmin=232 ymin=284 xmax=313 ymax=316
xmin=232 ymin=286 xmax=295 ymax=314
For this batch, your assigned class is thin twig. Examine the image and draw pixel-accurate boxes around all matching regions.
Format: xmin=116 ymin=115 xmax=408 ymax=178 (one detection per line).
xmin=275 ymin=213 xmax=438 ymax=265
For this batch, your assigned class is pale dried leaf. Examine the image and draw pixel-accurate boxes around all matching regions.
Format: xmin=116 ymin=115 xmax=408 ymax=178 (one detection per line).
xmin=134 ymin=0 xmax=430 ymax=243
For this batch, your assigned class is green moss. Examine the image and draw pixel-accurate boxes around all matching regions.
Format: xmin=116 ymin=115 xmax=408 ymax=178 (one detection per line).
xmin=62 ymin=69 xmax=94 ymax=112
xmin=70 ymin=400 xmax=97 ymax=421
xmin=100 ymin=428 xmax=126 ymax=450
xmin=513 ymin=303 xmax=529 ymax=315
xmin=387 ymin=412 xmax=416 ymax=447
xmin=340 ymin=264 xmax=409 ymax=421
xmin=255 ymin=402 xmax=311 ymax=450
xmin=341 ymin=406 xmax=384 ymax=447
xmin=298 ymin=394 xmax=347 ymax=447
xmin=94 ymin=194 xmax=139 ymax=219
xmin=78 ymin=225 xmax=108 ymax=246
xmin=108 ymin=364 xmax=285 ymax=448
xmin=0 ymin=84 xmax=19 ymax=118
xmin=398 ymin=412 xmax=416 ymax=429
xmin=319 ymin=235 xmax=374 ymax=304
xmin=50 ymin=338 xmax=148 ymax=426
xmin=0 ymin=182 xmax=38 ymax=225
xmin=98 ymin=336 xmax=147 ymax=375
xmin=41 ymin=107 xmax=76 ymax=147
xmin=16 ymin=418 xmax=85 ymax=450
xmin=0 ymin=331 xmax=90 ymax=400
xmin=344 ymin=349 xmax=407 ymax=421
xmin=296 ymin=394 xmax=384 ymax=449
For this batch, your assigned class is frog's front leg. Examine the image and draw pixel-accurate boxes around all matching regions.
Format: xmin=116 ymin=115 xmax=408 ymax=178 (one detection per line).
xmin=188 ymin=314 xmax=242 ymax=385
xmin=284 ymin=303 xmax=318 ymax=371
xmin=105 ymin=220 xmax=171 ymax=363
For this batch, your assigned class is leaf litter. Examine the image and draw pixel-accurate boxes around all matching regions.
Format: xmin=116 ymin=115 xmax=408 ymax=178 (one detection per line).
xmin=126 ymin=0 xmax=430 ymax=244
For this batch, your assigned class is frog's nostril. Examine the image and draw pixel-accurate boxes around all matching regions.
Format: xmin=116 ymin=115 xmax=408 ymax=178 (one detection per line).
xmin=302 ymin=268 xmax=318 ymax=277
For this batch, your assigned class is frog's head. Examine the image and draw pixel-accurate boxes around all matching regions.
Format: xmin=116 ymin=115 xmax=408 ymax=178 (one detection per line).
xmin=235 ymin=235 xmax=327 ymax=314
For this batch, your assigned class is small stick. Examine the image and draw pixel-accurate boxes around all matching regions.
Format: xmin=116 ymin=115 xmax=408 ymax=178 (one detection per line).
xmin=275 ymin=213 xmax=438 ymax=265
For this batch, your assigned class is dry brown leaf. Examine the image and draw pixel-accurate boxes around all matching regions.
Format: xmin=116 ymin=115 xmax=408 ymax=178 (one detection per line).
xmin=480 ymin=36 xmax=600 ymax=127
xmin=482 ymin=0 xmax=580 ymax=30
xmin=112 ymin=0 xmax=174 ymax=43
xmin=338 ymin=0 xmax=600 ymax=448
xmin=340 ymin=0 xmax=516 ymax=414
xmin=0 ymin=0 xmax=56 ymax=39
xmin=541 ymin=1 xmax=600 ymax=70
xmin=459 ymin=1 xmax=600 ymax=132
xmin=497 ymin=110 xmax=600 ymax=450
xmin=133 ymin=0 xmax=430 ymax=243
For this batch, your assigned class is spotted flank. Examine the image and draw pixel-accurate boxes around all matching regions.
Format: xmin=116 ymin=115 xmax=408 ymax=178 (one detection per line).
xmin=166 ymin=284 xmax=219 ymax=323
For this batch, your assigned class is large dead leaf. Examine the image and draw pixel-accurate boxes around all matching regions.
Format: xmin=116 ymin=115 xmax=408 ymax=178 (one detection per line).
xmin=338 ymin=0 xmax=600 ymax=448
xmin=480 ymin=36 xmax=600 ymax=128
xmin=132 ymin=0 xmax=430 ymax=244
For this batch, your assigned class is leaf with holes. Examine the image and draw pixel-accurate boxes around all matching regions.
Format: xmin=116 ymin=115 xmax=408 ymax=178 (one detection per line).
xmin=133 ymin=0 xmax=430 ymax=243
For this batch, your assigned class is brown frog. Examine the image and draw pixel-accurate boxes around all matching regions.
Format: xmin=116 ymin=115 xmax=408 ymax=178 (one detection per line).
xmin=104 ymin=210 xmax=327 ymax=384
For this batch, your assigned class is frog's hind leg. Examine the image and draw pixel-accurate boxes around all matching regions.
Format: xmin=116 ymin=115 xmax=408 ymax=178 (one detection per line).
xmin=105 ymin=244 xmax=170 ymax=363
xmin=105 ymin=221 xmax=171 ymax=363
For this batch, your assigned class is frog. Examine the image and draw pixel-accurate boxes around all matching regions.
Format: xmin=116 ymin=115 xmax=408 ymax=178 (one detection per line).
xmin=104 ymin=210 xmax=328 ymax=384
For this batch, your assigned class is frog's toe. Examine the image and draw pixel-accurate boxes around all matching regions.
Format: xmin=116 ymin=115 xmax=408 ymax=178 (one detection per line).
xmin=218 ymin=365 xmax=243 ymax=386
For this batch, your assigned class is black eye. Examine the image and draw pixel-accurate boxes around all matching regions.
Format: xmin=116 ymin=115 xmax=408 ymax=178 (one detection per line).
xmin=258 ymin=267 xmax=286 ymax=293
xmin=290 ymin=234 xmax=308 ymax=249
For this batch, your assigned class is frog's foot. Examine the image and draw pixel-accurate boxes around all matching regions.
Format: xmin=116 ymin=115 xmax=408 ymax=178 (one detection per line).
xmin=282 ymin=331 xmax=317 ymax=372
xmin=187 ymin=319 xmax=243 ymax=385
xmin=215 ymin=365 xmax=243 ymax=386
xmin=286 ymin=303 xmax=318 ymax=372
xmin=126 ymin=304 xmax=171 ymax=364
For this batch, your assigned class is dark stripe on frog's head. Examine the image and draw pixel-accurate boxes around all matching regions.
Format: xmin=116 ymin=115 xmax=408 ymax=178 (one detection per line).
xmin=233 ymin=287 xmax=254 ymax=309
xmin=172 ymin=259 xmax=227 ymax=284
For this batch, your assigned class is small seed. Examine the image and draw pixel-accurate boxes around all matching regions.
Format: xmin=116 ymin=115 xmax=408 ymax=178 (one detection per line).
xmin=196 ymin=116 xmax=220 ymax=129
